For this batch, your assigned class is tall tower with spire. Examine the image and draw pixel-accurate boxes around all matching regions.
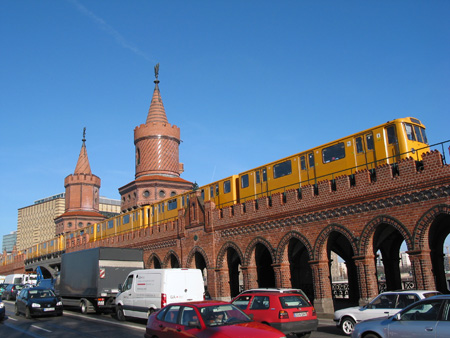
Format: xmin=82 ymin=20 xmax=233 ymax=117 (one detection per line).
xmin=119 ymin=64 xmax=192 ymax=211
xmin=55 ymin=128 xmax=106 ymax=235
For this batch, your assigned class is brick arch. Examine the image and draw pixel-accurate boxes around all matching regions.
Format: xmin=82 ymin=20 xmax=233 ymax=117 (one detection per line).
xmin=360 ymin=215 xmax=412 ymax=255
xmin=186 ymin=246 xmax=211 ymax=269
xmin=244 ymin=236 xmax=276 ymax=266
xmin=276 ymin=231 xmax=313 ymax=264
xmin=314 ymin=223 xmax=358 ymax=261
xmin=163 ymin=250 xmax=181 ymax=268
xmin=413 ymin=204 xmax=450 ymax=250
xmin=216 ymin=241 xmax=245 ymax=269
xmin=146 ymin=253 xmax=162 ymax=268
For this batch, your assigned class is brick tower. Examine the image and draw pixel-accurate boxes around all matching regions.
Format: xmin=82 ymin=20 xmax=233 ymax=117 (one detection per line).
xmin=119 ymin=64 xmax=193 ymax=211
xmin=55 ymin=129 xmax=106 ymax=235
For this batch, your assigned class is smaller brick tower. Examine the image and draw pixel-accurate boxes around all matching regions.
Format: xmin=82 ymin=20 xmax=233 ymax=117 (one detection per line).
xmin=119 ymin=64 xmax=192 ymax=211
xmin=55 ymin=129 xmax=105 ymax=235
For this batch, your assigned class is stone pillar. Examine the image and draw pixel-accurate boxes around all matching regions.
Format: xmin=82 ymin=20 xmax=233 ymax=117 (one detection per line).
xmin=408 ymin=249 xmax=436 ymax=290
xmin=354 ymin=255 xmax=378 ymax=305
xmin=242 ymin=266 xmax=259 ymax=290
xmin=273 ymin=262 xmax=291 ymax=288
xmin=310 ymin=260 xmax=334 ymax=314
xmin=214 ymin=268 xmax=231 ymax=301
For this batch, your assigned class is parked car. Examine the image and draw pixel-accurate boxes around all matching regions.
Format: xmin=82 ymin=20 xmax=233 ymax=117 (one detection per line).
xmin=352 ymin=294 xmax=450 ymax=338
xmin=334 ymin=290 xmax=441 ymax=335
xmin=232 ymin=290 xmax=317 ymax=338
xmin=2 ymin=284 xmax=24 ymax=301
xmin=0 ymin=299 xmax=5 ymax=320
xmin=145 ymin=300 xmax=287 ymax=338
xmin=15 ymin=286 xmax=63 ymax=319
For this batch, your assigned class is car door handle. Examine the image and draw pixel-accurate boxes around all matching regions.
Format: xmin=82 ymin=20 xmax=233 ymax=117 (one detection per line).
xmin=425 ymin=327 xmax=434 ymax=332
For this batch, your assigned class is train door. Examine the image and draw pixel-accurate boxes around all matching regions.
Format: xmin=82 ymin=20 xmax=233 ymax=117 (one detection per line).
xmin=300 ymin=153 xmax=316 ymax=185
xmin=255 ymin=167 xmax=268 ymax=198
xmin=354 ymin=133 xmax=376 ymax=170
xmin=385 ymin=125 xmax=400 ymax=163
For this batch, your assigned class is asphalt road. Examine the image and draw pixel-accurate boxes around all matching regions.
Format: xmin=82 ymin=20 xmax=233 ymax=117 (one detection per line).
xmin=0 ymin=300 xmax=347 ymax=338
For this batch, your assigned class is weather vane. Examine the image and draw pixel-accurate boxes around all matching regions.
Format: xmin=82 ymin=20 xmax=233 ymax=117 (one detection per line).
xmin=82 ymin=127 xmax=86 ymax=144
xmin=154 ymin=63 xmax=159 ymax=80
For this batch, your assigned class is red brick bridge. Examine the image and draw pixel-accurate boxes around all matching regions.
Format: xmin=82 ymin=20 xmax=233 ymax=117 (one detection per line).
xmin=3 ymin=150 xmax=450 ymax=315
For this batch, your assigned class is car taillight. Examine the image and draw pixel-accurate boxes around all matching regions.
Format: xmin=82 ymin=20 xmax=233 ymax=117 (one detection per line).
xmin=312 ymin=307 xmax=317 ymax=317
xmin=161 ymin=293 xmax=167 ymax=308
xmin=279 ymin=310 xmax=289 ymax=319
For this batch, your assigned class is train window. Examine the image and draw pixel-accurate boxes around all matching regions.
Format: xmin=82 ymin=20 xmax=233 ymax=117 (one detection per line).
xmin=404 ymin=123 xmax=415 ymax=141
xmin=256 ymin=171 xmax=260 ymax=183
xmin=421 ymin=127 xmax=428 ymax=144
xmin=80 ymin=230 xmax=84 ymax=236
xmin=215 ymin=184 xmax=219 ymax=196
xmin=50 ymin=240 xmax=54 ymax=247
xmin=123 ymin=214 xmax=130 ymax=224
xmin=43 ymin=243 xmax=47 ymax=249
xmin=300 ymin=156 xmax=307 ymax=170
xmin=308 ymin=153 xmax=315 ymax=168
xmin=224 ymin=180 xmax=231 ymax=194
xmin=262 ymin=168 xmax=267 ymax=181
xmin=410 ymin=118 xmax=421 ymax=124
xmin=210 ymin=186 xmax=214 ymax=199
xmin=366 ymin=134 xmax=374 ymax=150
xmin=241 ymin=174 xmax=249 ymax=188
xmin=201 ymin=189 xmax=205 ymax=200
xmin=168 ymin=199 xmax=177 ymax=211
xmin=162 ymin=203 xmax=165 ymax=212
xmin=387 ymin=125 xmax=397 ymax=144
xmin=273 ymin=160 xmax=292 ymax=179
xmin=97 ymin=224 xmax=100 ymax=232
xmin=413 ymin=125 xmax=424 ymax=143
xmin=108 ymin=220 xmax=114 ymax=229
xmin=116 ymin=218 xmax=121 ymax=226
xmin=322 ymin=142 xmax=345 ymax=163
xmin=356 ymin=137 xmax=364 ymax=153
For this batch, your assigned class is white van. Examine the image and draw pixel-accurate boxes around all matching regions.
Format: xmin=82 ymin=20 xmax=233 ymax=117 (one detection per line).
xmin=115 ymin=268 xmax=205 ymax=321
xmin=4 ymin=274 xmax=37 ymax=285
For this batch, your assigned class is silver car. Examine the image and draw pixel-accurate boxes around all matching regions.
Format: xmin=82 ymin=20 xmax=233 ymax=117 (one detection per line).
xmin=352 ymin=294 xmax=450 ymax=338
xmin=334 ymin=290 xmax=440 ymax=335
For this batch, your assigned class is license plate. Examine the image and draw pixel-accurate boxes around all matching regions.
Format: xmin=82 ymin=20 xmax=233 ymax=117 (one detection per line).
xmin=294 ymin=311 xmax=307 ymax=317
xmin=44 ymin=308 xmax=55 ymax=312
xmin=98 ymin=301 xmax=104 ymax=306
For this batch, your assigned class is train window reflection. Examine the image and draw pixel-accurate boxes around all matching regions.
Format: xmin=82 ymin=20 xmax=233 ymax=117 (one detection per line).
xmin=273 ymin=160 xmax=292 ymax=179
xmin=241 ymin=174 xmax=249 ymax=188
xmin=322 ymin=143 xmax=345 ymax=163
xmin=366 ymin=134 xmax=374 ymax=150
xmin=224 ymin=180 xmax=231 ymax=194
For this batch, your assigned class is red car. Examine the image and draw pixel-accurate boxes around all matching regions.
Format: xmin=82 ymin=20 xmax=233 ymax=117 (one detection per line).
xmin=232 ymin=290 xmax=317 ymax=338
xmin=144 ymin=300 xmax=287 ymax=338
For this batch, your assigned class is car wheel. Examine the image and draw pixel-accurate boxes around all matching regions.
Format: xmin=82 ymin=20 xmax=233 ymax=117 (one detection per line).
xmin=25 ymin=307 xmax=32 ymax=319
xmin=117 ymin=306 xmax=126 ymax=321
xmin=15 ymin=304 xmax=20 ymax=316
xmin=80 ymin=300 xmax=88 ymax=314
xmin=341 ymin=317 xmax=355 ymax=335
xmin=296 ymin=333 xmax=311 ymax=338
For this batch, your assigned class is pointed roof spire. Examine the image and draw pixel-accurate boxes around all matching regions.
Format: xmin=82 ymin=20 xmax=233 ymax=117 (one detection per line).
xmin=146 ymin=63 xmax=169 ymax=124
xmin=74 ymin=127 xmax=92 ymax=175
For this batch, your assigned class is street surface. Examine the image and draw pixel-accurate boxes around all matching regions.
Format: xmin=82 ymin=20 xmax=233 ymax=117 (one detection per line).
xmin=0 ymin=300 xmax=346 ymax=337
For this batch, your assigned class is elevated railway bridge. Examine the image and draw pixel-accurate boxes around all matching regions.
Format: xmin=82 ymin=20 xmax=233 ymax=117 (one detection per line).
xmin=3 ymin=149 xmax=450 ymax=315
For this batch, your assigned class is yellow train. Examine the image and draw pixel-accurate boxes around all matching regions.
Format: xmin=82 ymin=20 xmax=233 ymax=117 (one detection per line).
xmin=23 ymin=117 xmax=429 ymax=258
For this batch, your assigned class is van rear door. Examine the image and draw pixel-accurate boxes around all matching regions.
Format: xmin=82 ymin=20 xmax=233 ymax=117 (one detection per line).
xmin=164 ymin=269 xmax=204 ymax=304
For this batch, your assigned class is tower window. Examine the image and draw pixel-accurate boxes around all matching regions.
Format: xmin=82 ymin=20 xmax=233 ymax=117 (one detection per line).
xmin=159 ymin=190 xmax=166 ymax=198
xmin=143 ymin=190 xmax=150 ymax=198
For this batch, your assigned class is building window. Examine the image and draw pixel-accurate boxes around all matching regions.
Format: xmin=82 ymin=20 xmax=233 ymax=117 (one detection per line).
xmin=78 ymin=222 xmax=83 ymax=228
xmin=159 ymin=190 xmax=166 ymax=198
xmin=68 ymin=222 xmax=72 ymax=228
xmin=143 ymin=190 xmax=150 ymax=198
xmin=171 ymin=191 xmax=176 ymax=197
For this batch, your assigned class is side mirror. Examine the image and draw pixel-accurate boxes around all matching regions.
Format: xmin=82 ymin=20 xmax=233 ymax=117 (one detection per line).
xmin=393 ymin=313 xmax=401 ymax=321
xmin=118 ymin=284 xmax=123 ymax=292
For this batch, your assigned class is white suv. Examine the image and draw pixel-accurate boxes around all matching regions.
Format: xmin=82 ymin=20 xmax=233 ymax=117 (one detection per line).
xmin=334 ymin=290 xmax=440 ymax=335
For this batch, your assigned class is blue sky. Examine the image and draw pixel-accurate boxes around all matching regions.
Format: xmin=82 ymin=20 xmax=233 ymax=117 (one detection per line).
xmin=1 ymin=1 xmax=449 ymax=241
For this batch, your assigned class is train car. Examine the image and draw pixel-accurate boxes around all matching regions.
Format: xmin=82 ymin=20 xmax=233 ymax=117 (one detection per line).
xmin=198 ymin=175 xmax=239 ymax=208
xmin=238 ymin=117 xmax=429 ymax=202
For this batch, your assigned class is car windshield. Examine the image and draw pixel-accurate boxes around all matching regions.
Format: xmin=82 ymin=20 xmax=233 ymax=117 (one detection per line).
xmin=199 ymin=304 xmax=251 ymax=327
xmin=29 ymin=289 xmax=55 ymax=298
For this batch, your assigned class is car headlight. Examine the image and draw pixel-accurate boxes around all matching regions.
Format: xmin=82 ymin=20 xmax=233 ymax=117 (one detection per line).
xmin=56 ymin=301 xmax=63 ymax=306
xmin=32 ymin=303 xmax=41 ymax=308
xmin=0 ymin=303 xmax=4 ymax=309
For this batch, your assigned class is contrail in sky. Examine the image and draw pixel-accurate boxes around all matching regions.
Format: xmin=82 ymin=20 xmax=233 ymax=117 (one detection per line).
xmin=68 ymin=0 xmax=152 ymax=62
